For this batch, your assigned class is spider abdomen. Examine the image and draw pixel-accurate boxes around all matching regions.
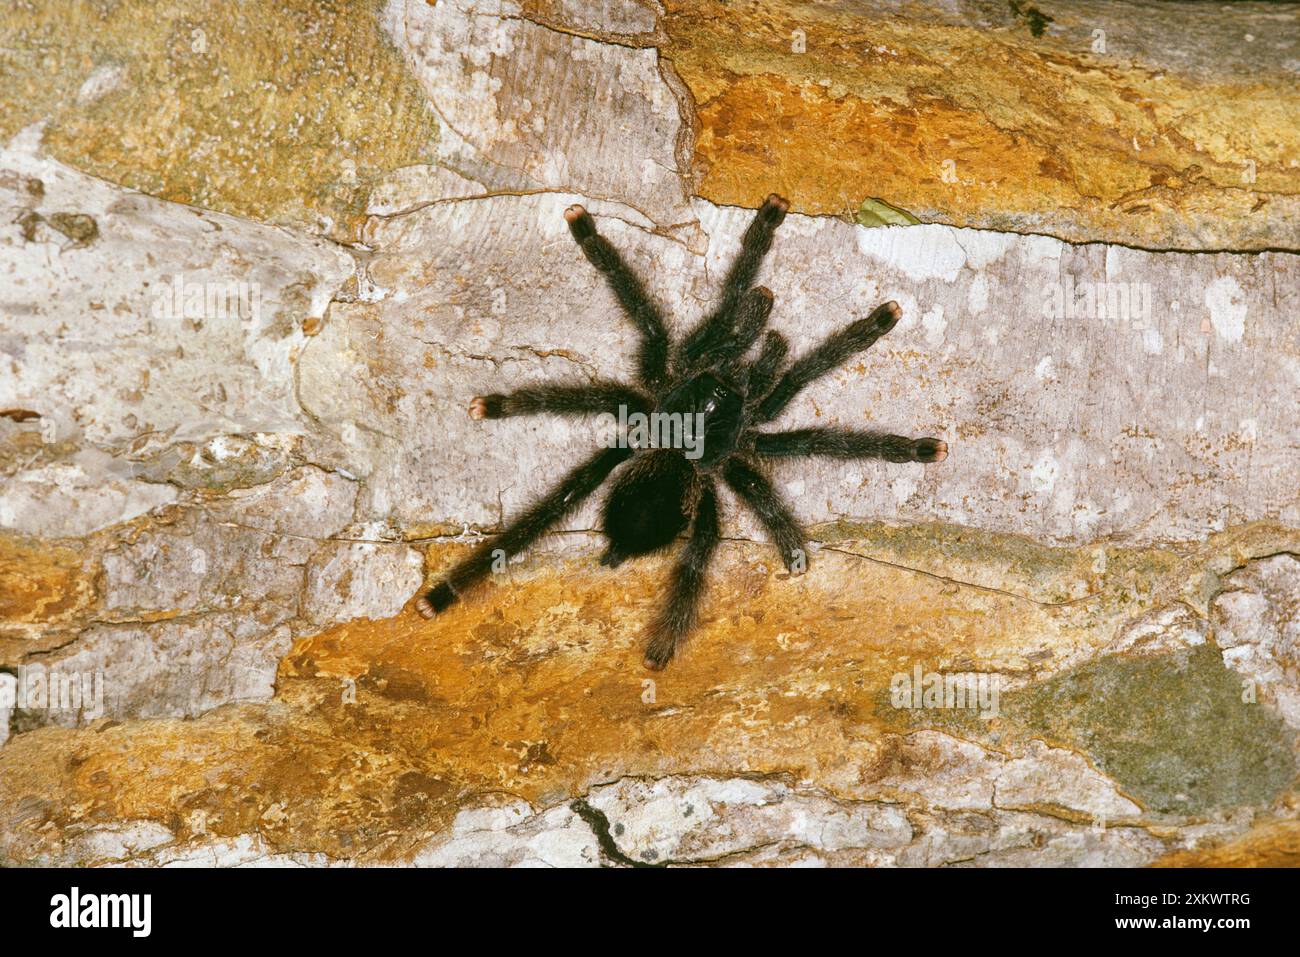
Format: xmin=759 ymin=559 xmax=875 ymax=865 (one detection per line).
xmin=600 ymin=450 xmax=694 ymax=568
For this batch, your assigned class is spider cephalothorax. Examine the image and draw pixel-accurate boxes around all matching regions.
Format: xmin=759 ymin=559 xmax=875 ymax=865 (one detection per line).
xmin=416 ymin=195 xmax=947 ymax=669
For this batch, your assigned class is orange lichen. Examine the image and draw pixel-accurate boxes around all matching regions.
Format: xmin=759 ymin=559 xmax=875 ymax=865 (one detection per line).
xmin=1153 ymin=819 xmax=1300 ymax=868
xmin=2 ymin=525 xmax=1297 ymax=864
xmin=0 ymin=536 xmax=95 ymax=662
xmin=660 ymin=0 xmax=1300 ymax=249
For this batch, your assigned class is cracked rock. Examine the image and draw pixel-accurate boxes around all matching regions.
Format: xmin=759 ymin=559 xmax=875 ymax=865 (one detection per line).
xmin=584 ymin=776 xmax=913 ymax=864
xmin=412 ymin=800 xmax=601 ymax=867
xmin=381 ymin=0 xmax=693 ymax=231
xmin=1212 ymin=554 xmax=1300 ymax=731
xmin=663 ymin=0 xmax=1300 ymax=250
xmin=13 ymin=612 xmax=294 ymax=728
xmin=868 ymin=732 xmax=1141 ymax=821
xmin=1 ymin=0 xmax=1298 ymax=869
xmin=1105 ymin=604 xmax=1208 ymax=658
xmin=0 ymin=133 xmax=354 ymax=469
xmin=304 ymin=542 xmax=426 ymax=627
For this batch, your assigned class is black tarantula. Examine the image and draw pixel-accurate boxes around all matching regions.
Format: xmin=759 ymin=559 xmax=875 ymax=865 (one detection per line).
xmin=416 ymin=194 xmax=947 ymax=669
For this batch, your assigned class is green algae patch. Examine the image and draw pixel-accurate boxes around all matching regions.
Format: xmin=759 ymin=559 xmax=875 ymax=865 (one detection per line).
xmin=855 ymin=197 xmax=922 ymax=228
xmin=878 ymin=644 xmax=1296 ymax=817
xmin=1006 ymin=646 xmax=1295 ymax=815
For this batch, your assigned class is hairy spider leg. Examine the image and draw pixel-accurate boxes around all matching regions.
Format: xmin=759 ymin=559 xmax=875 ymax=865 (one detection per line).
xmin=754 ymin=300 xmax=902 ymax=423
xmin=676 ymin=194 xmax=789 ymax=369
xmin=468 ymin=382 xmax=650 ymax=420
xmin=679 ymin=286 xmax=774 ymax=375
xmin=743 ymin=332 xmax=789 ymax=410
xmin=642 ymin=481 xmax=721 ymax=670
xmin=416 ymin=446 xmax=633 ymax=618
xmin=722 ymin=457 xmax=808 ymax=574
xmin=753 ymin=428 xmax=947 ymax=464
xmin=564 ymin=205 xmax=671 ymax=391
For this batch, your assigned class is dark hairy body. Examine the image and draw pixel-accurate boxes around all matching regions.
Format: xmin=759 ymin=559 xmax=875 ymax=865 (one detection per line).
xmin=416 ymin=195 xmax=947 ymax=669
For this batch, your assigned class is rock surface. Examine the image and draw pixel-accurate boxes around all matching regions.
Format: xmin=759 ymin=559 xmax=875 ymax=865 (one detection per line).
xmin=1 ymin=0 xmax=1298 ymax=867
xmin=663 ymin=0 xmax=1300 ymax=251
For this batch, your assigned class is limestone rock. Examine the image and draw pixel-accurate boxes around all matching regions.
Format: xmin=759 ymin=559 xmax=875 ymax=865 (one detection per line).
xmin=413 ymin=801 xmax=601 ymax=868
xmin=1 ymin=0 xmax=1298 ymax=868
xmin=313 ymin=193 xmax=1300 ymax=544
xmin=304 ymin=542 xmax=426 ymax=627
xmin=1212 ymin=554 xmax=1300 ymax=730
xmin=662 ymin=0 xmax=1300 ymax=250
xmin=381 ymin=0 xmax=695 ymax=233
xmin=583 ymin=776 xmax=913 ymax=865
xmin=1106 ymin=604 xmax=1208 ymax=658
xmin=0 ymin=0 xmax=440 ymax=238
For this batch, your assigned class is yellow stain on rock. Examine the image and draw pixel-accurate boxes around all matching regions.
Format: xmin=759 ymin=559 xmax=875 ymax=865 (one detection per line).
xmin=1153 ymin=817 xmax=1300 ymax=868
xmin=0 ymin=535 xmax=96 ymax=664
xmin=0 ymin=522 xmax=1296 ymax=863
xmin=659 ymin=0 xmax=1300 ymax=249
xmin=0 ymin=0 xmax=438 ymax=240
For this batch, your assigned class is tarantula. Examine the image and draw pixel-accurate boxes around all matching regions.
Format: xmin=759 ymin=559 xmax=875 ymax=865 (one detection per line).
xmin=415 ymin=194 xmax=947 ymax=669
